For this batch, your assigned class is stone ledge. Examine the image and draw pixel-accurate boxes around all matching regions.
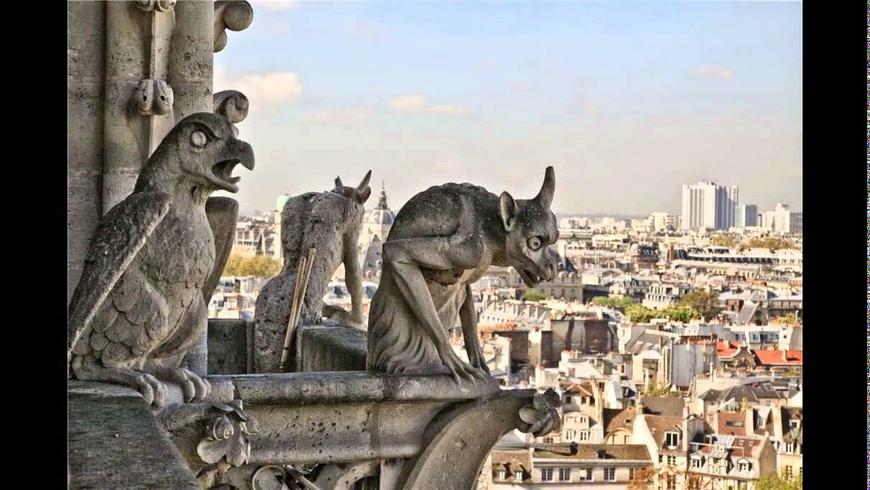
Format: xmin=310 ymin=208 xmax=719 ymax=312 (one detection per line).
xmin=68 ymin=381 xmax=200 ymax=489
xmin=206 ymin=371 xmax=501 ymax=406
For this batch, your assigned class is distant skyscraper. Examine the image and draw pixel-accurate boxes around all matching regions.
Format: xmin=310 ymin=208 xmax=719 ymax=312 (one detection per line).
xmin=760 ymin=203 xmax=792 ymax=234
xmin=736 ymin=204 xmax=758 ymax=228
xmin=680 ymin=182 xmax=738 ymax=231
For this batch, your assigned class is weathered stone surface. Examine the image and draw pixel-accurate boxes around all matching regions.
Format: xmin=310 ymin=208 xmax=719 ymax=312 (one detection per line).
xmin=170 ymin=0 xmax=214 ymax=120
xmin=208 ymin=318 xmax=253 ymax=375
xmin=296 ymin=322 xmax=368 ymax=372
xmin=68 ymin=381 xmax=199 ymax=489
xmin=68 ymin=1 xmax=105 ymax=301
xmin=253 ymin=172 xmax=372 ymax=373
xmin=396 ymin=389 xmax=561 ymax=490
xmin=368 ymin=167 xmax=560 ymax=384
xmin=68 ymin=113 xmax=254 ymax=408
xmin=207 ymin=372 xmax=500 ymax=406
xmin=214 ymin=1 xmax=254 ymax=53
xmin=214 ymin=90 xmax=250 ymax=123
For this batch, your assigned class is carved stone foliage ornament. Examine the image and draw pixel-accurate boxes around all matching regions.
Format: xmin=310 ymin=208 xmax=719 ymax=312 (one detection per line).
xmin=367 ymin=167 xmax=559 ymax=385
xmin=197 ymin=400 xmax=259 ymax=467
xmin=134 ymin=0 xmax=176 ymax=12
xmin=214 ymin=1 xmax=254 ymax=52
xmin=518 ymin=388 xmax=562 ymax=437
xmin=214 ymin=90 xmax=250 ymax=124
xmin=134 ymin=79 xmax=174 ymax=116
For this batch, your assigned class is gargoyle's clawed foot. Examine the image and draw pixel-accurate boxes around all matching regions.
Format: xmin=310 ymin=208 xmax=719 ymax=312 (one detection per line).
xmin=440 ymin=348 xmax=489 ymax=385
xmin=157 ymin=367 xmax=211 ymax=402
xmin=74 ymin=365 xmax=166 ymax=408
xmin=467 ymin=348 xmax=492 ymax=376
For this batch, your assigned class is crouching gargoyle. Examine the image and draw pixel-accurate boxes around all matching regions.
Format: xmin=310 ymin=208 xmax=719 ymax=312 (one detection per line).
xmin=367 ymin=167 xmax=559 ymax=383
xmin=67 ymin=112 xmax=255 ymax=407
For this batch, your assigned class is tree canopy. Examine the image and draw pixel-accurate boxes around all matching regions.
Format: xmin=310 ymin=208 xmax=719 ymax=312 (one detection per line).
xmin=678 ymin=290 xmax=721 ymax=321
xmin=223 ymin=253 xmax=282 ymax=277
xmin=522 ymin=289 xmax=548 ymax=302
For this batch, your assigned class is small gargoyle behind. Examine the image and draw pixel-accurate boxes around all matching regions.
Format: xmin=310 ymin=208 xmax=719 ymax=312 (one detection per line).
xmin=253 ymin=171 xmax=372 ymax=373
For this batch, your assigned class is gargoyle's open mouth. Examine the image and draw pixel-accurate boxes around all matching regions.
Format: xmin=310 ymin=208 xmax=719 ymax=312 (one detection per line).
xmin=211 ymin=159 xmax=250 ymax=192
xmin=518 ymin=268 xmax=543 ymax=288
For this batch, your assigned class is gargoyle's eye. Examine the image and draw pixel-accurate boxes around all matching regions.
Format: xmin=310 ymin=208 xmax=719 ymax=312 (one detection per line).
xmin=191 ymin=130 xmax=208 ymax=148
xmin=527 ymin=236 xmax=542 ymax=251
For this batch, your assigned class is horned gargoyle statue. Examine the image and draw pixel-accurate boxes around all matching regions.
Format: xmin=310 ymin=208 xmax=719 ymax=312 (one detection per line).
xmin=368 ymin=167 xmax=559 ymax=383
xmin=68 ymin=112 xmax=255 ymax=407
xmin=253 ymin=171 xmax=372 ymax=373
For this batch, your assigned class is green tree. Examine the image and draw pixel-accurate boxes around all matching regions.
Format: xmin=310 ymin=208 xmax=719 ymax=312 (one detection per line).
xmin=591 ymin=296 xmax=637 ymax=310
xmin=679 ymin=290 xmax=721 ymax=321
xmin=710 ymin=234 xmax=738 ymax=248
xmin=223 ymin=253 xmax=281 ymax=277
xmin=755 ymin=475 xmax=802 ymax=490
xmin=523 ymin=289 xmax=548 ymax=301
xmin=745 ymin=237 xmax=795 ymax=250
xmin=662 ymin=305 xmax=700 ymax=323
xmin=778 ymin=312 xmax=802 ymax=326
xmin=625 ymin=304 xmax=657 ymax=323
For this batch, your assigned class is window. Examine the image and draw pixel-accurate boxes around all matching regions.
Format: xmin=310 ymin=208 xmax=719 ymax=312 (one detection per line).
xmin=629 ymin=468 xmax=636 ymax=480
xmin=543 ymin=436 xmax=554 ymax=443
xmin=565 ymin=395 xmax=572 ymax=404
xmin=667 ymin=455 xmax=677 ymax=466
xmin=541 ymin=468 xmax=553 ymax=482
xmin=578 ymin=468 xmax=592 ymax=481
xmin=559 ymin=468 xmax=571 ymax=481
xmin=666 ymin=475 xmax=677 ymax=489
xmin=664 ymin=432 xmax=679 ymax=448
xmin=578 ymin=431 xmax=589 ymax=441
xmin=603 ymin=468 xmax=615 ymax=481
xmin=579 ymin=415 xmax=588 ymax=425
xmin=514 ymin=471 xmax=523 ymax=482
xmin=690 ymin=457 xmax=703 ymax=468
xmin=565 ymin=430 xmax=576 ymax=440
xmin=737 ymin=461 xmax=750 ymax=472
xmin=783 ymin=465 xmax=793 ymax=481
xmin=496 ymin=470 xmax=506 ymax=480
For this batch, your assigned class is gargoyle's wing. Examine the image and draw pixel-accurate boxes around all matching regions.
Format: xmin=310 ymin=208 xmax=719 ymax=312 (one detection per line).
xmin=68 ymin=191 xmax=172 ymax=358
xmin=201 ymin=197 xmax=239 ymax=303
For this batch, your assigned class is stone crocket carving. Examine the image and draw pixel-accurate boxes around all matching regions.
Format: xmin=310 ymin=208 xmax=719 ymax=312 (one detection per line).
xmin=253 ymin=171 xmax=372 ymax=373
xmin=67 ymin=112 xmax=255 ymax=407
xmin=367 ymin=167 xmax=559 ymax=383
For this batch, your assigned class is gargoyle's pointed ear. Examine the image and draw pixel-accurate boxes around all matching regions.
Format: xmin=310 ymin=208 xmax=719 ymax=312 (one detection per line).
xmin=335 ymin=176 xmax=343 ymax=187
xmin=357 ymin=170 xmax=372 ymax=193
xmin=499 ymin=191 xmax=518 ymax=232
xmin=533 ymin=166 xmax=555 ymax=209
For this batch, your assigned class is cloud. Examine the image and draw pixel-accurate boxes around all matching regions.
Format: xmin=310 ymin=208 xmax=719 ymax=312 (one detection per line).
xmin=387 ymin=96 xmax=469 ymax=117
xmin=302 ymin=107 xmax=373 ymax=126
xmin=429 ymin=105 xmax=469 ymax=117
xmin=249 ymin=0 xmax=299 ymax=12
xmin=694 ymin=65 xmax=733 ymax=80
xmin=215 ymin=65 xmax=303 ymax=108
xmin=387 ymin=95 xmax=427 ymax=114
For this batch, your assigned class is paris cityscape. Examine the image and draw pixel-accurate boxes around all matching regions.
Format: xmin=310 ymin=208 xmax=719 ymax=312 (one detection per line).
xmin=213 ymin=180 xmax=803 ymax=489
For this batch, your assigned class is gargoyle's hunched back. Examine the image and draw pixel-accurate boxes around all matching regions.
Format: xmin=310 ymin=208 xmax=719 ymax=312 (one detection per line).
xmin=367 ymin=168 xmax=559 ymax=383
xmin=252 ymin=171 xmax=372 ymax=373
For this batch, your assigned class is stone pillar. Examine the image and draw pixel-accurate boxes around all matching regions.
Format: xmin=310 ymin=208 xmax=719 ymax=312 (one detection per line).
xmin=68 ymin=1 xmax=106 ymax=301
xmin=169 ymin=0 xmax=215 ymax=120
xmin=102 ymin=1 xmax=150 ymax=213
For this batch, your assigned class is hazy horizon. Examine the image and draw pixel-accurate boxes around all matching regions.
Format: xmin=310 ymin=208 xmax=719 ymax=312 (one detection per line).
xmin=215 ymin=0 xmax=802 ymax=216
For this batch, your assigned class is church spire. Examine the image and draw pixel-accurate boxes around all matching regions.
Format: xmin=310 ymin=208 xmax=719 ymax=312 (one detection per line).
xmin=377 ymin=181 xmax=388 ymax=210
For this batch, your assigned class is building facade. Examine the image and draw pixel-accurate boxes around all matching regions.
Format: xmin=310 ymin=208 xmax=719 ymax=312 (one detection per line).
xmin=681 ymin=182 xmax=738 ymax=231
